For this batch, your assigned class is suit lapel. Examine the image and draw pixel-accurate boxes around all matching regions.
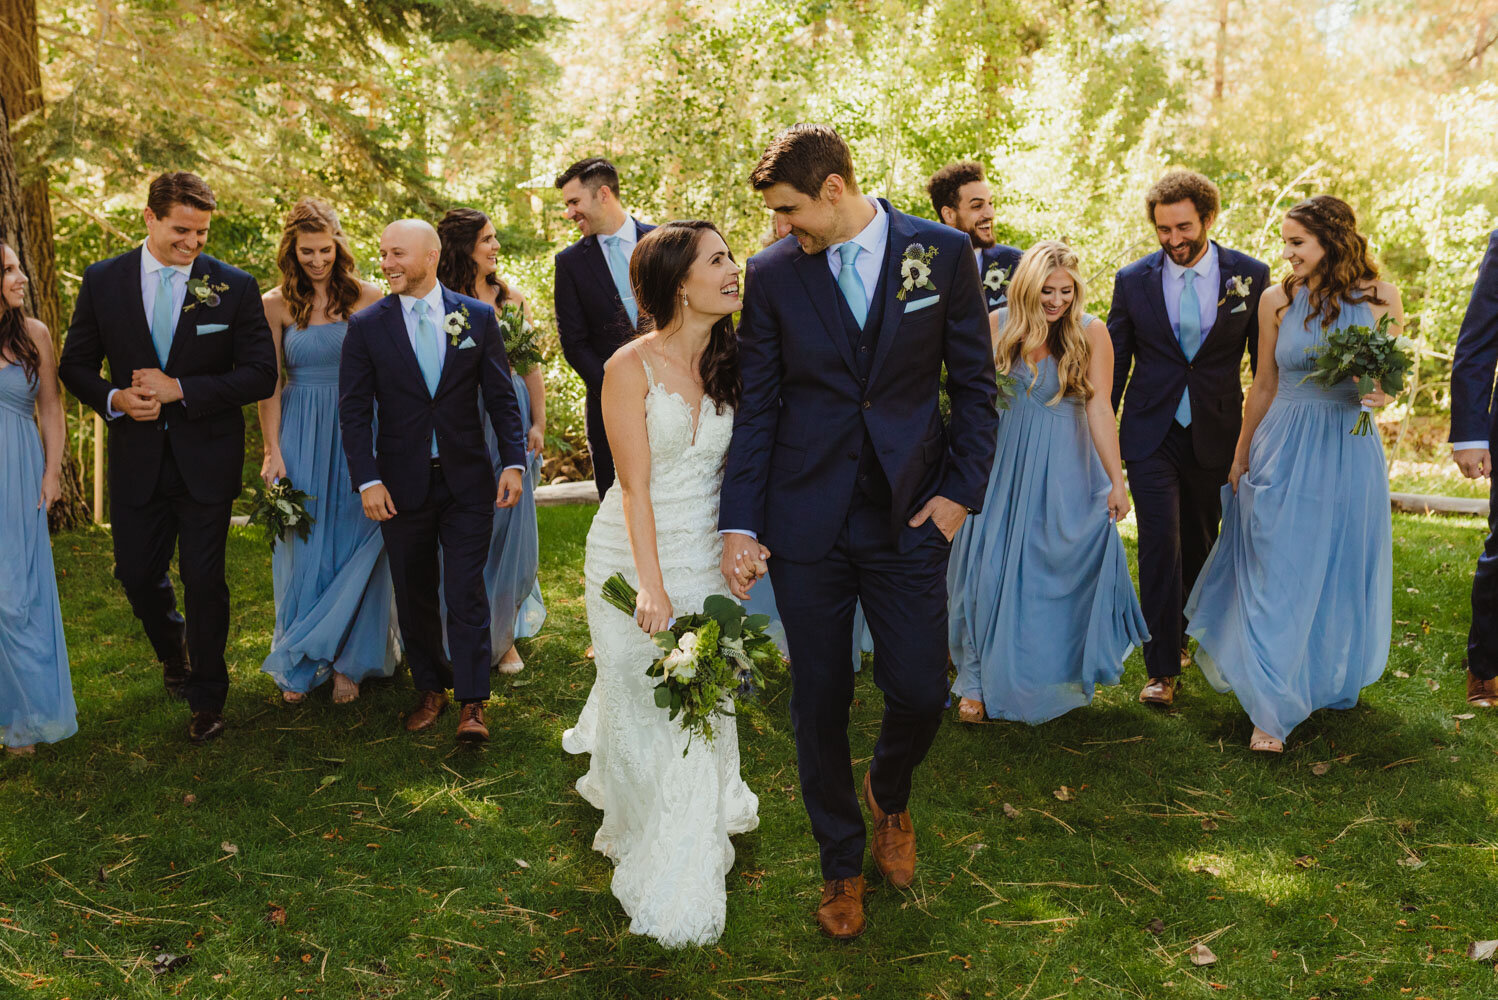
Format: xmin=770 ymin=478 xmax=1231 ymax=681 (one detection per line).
xmin=790 ymin=249 xmax=859 ymax=378
xmin=164 ymin=255 xmax=211 ymax=371
xmin=866 ymin=203 xmax=915 ymax=389
xmin=1142 ymin=252 xmax=1183 ymax=360
xmin=433 ymin=288 xmax=467 ymax=397
xmin=580 ymin=235 xmax=625 ymax=315
xmin=118 ymin=247 xmax=154 ymax=358
xmin=380 ymin=296 xmax=429 ymax=398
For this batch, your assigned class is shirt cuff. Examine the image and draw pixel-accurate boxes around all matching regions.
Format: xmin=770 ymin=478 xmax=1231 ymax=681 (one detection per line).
xmin=105 ymin=388 xmax=124 ymax=420
xmin=175 ymin=379 xmax=185 ymax=407
xmin=502 ymin=465 xmax=526 ymax=472
xmin=358 ymin=480 xmax=383 ymax=493
xmin=1453 ymin=441 xmax=1489 ymax=452
xmin=719 ymin=529 xmax=758 ymax=539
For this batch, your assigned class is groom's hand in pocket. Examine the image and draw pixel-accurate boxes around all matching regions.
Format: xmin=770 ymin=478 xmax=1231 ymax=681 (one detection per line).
xmin=909 ymin=495 xmax=967 ymax=542
xmin=720 ymin=532 xmax=763 ymax=600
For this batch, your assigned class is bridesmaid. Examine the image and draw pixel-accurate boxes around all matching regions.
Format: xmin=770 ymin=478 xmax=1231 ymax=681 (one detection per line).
xmin=436 ymin=208 xmax=547 ymax=674
xmin=258 ymin=199 xmax=398 ymax=704
xmin=0 ymin=241 xmax=76 ymax=753
xmin=948 ymin=241 xmax=1147 ymax=724
xmin=1186 ymin=196 xmax=1398 ymax=753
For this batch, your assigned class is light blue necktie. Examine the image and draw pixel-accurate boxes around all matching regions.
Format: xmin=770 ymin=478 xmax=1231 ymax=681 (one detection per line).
xmin=411 ymin=300 xmax=442 ymax=456
xmin=836 ymin=242 xmax=868 ymax=329
xmin=602 ymin=235 xmax=638 ymax=327
xmin=1174 ymin=267 xmax=1201 ymax=427
xmin=150 ymin=268 xmax=177 ymax=367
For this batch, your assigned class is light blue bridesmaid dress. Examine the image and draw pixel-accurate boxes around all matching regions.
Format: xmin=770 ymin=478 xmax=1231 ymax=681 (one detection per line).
xmin=740 ymin=574 xmax=871 ymax=669
xmin=478 ymin=370 xmax=547 ymax=661
xmin=948 ymin=315 xmax=1148 ymax=723
xmin=1185 ymin=288 xmax=1392 ymax=741
xmin=0 ymin=363 xmax=76 ymax=746
xmin=260 ymin=322 xmax=399 ymax=694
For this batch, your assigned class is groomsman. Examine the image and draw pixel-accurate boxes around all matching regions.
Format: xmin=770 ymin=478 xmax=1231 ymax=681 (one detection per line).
xmin=59 ymin=172 xmax=277 ymax=743
xmin=927 ymin=161 xmax=1023 ymax=311
xmin=552 ymin=157 xmax=655 ymax=499
xmin=339 ymin=221 xmax=527 ymax=743
xmin=1449 ymin=227 xmax=1498 ymax=709
xmin=1108 ymin=169 xmax=1269 ymax=707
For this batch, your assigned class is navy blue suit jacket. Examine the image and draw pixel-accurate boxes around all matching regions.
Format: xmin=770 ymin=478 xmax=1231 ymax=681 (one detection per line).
xmin=338 ymin=289 xmax=526 ymax=511
xmin=553 ymin=218 xmax=657 ymax=392
xmin=979 ymin=243 xmax=1024 ymax=311
xmin=720 ymin=201 xmax=999 ymax=560
xmin=1108 ymin=243 xmax=1270 ymax=468
xmin=59 ymin=248 xmax=276 ymax=506
xmin=1450 ymin=230 xmax=1498 ymax=445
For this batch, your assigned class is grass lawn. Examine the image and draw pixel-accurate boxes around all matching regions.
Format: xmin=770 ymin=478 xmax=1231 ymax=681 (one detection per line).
xmin=3 ymin=507 xmax=1498 ymax=999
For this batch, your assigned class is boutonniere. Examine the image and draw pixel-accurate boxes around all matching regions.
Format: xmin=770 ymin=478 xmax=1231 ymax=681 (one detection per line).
xmin=1219 ymin=274 xmax=1253 ymax=313
xmin=983 ymin=262 xmax=1011 ymax=294
xmin=183 ymin=276 xmax=229 ymax=313
xmin=443 ymin=306 xmax=471 ymax=346
xmin=897 ymin=243 xmax=939 ymax=301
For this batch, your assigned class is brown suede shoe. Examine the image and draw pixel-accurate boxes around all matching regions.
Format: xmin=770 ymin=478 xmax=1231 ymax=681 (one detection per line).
xmin=405 ymin=691 xmax=449 ymax=732
xmin=1139 ymin=676 xmax=1179 ymax=707
xmin=816 ymin=875 xmax=865 ymax=939
xmin=1468 ymin=668 xmax=1498 ymax=708
xmin=456 ymin=703 xmax=489 ymax=743
xmin=863 ymin=771 xmax=916 ymax=888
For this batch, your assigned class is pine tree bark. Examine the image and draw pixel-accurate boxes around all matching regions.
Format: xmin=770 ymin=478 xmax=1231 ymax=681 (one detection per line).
xmin=1 ymin=2 xmax=94 ymax=531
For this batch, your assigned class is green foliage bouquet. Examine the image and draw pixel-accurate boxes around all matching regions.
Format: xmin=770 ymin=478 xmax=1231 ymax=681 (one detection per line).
xmin=1300 ymin=314 xmax=1413 ymax=436
xmin=599 ymin=573 xmax=781 ymax=753
xmin=498 ymin=302 xmax=544 ymax=376
xmin=246 ymin=478 xmax=315 ymax=550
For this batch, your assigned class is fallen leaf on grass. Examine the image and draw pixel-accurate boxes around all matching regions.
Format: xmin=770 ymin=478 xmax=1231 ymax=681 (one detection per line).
xmin=1053 ymin=786 xmax=1075 ymax=802
xmin=1425 ymin=679 xmax=1440 ymax=692
xmin=1293 ymin=855 xmax=1316 ymax=868
xmin=182 ymin=794 xmax=197 ymax=805
xmin=515 ymin=859 xmax=530 ymax=869
xmin=1188 ymin=943 xmax=1217 ymax=966
xmin=1201 ymin=818 xmax=1218 ymax=831
xmin=1002 ymin=803 xmax=1021 ymax=819
xmin=266 ymin=905 xmax=286 ymax=927
xmin=1311 ymin=762 xmax=1331 ymax=776
xmin=220 ymin=842 xmax=239 ymax=856
xmin=1468 ymin=940 xmax=1498 ymax=961
xmin=1397 ymin=855 xmax=1426 ymax=869
xmin=1145 ymin=918 xmax=1165 ymax=935
xmin=152 ymin=952 xmax=191 ymax=975
xmin=1191 ymin=863 xmax=1223 ymax=877
xmin=1393 ymin=670 xmax=1410 ymax=678
xmin=1453 ymin=713 xmax=1476 ymax=721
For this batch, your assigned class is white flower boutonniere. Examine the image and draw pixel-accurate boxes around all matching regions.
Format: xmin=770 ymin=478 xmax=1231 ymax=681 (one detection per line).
xmin=183 ymin=276 xmax=229 ymax=313
xmin=1220 ymin=274 xmax=1253 ymax=313
xmin=443 ymin=306 xmax=471 ymax=347
xmin=983 ymin=262 xmax=1011 ymax=294
xmin=897 ymin=243 xmax=939 ymax=301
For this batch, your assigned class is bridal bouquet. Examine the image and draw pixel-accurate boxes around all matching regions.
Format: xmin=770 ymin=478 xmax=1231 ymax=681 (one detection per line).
xmin=498 ymin=302 xmax=544 ymax=376
xmin=599 ymin=573 xmax=781 ymax=752
xmin=246 ymin=478 xmax=315 ymax=550
xmin=1300 ymin=313 xmax=1413 ymax=435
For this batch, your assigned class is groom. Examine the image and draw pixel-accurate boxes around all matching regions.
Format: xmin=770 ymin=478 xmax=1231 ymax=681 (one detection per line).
xmin=339 ymin=220 xmax=527 ymax=743
xmin=721 ymin=124 xmax=997 ymax=939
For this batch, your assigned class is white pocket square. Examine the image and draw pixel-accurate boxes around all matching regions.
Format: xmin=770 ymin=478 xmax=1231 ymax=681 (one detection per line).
xmin=1231 ymin=302 xmax=1248 ymax=314
xmin=458 ymin=336 xmax=477 ymax=349
xmin=195 ymin=323 xmax=229 ymax=335
xmin=904 ymin=295 xmax=940 ymax=314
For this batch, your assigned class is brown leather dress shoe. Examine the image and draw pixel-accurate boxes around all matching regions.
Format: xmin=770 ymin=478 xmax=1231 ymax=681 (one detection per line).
xmin=1468 ymin=668 xmax=1498 ymax=708
xmin=456 ymin=703 xmax=489 ymax=743
xmin=405 ymin=691 xmax=449 ymax=732
xmin=1139 ymin=676 xmax=1179 ymax=706
xmin=188 ymin=710 xmax=226 ymax=745
xmin=163 ymin=651 xmax=191 ymax=700
xmin=816 ymin=875 xmax=865 ymax=939
xmin=863 ymin=771 xmax=915 ymax=888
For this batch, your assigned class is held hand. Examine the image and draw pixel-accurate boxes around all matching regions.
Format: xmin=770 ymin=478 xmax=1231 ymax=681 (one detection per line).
xmin=39 ymin=472 xmax=61 ymax=512
xmin=1106 ymin=482 xmax=1130 ymax=523
xmin=635 ymin=584 xmax=675 ymax=636
xmin=526 ymin=424 xmax=545 ymax=459
xmin=114 ymin=386 xmax=161 ymax=422
xmin=1454 ymin=447 xmax=1492 ymax=480
xmin=720 ymin=532 xmax=763 ymax=600
xmin=1227 ymin=455 xmax=1249 ymax=494
xmin=908 ymin=495 xmax=967 ymax=542
xmin=495 ymin=468 xmax=524 ymax=509
xmin=361 ymin=483 xmax=398 ymax=522
xmin=261 ymin=451 xmax=287 ymax=486
xmin=132 ymin=368 xmax=183 ymax=404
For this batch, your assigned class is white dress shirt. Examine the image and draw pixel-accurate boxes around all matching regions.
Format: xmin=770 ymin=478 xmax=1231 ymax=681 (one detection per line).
xmin=1162 ymin=241 xmax=1220 ymax=341
xmin=358 ymin=283 xmax=523 ymax=493
xmin=601 ymin=214 xmax=640 ymax=251
xmin=107 ymin=243 xmax=190 ymax=418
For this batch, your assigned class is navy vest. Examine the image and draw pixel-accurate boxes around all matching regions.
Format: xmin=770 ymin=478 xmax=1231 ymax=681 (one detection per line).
xmin=834 ymin=263 xmax=893 ymax=509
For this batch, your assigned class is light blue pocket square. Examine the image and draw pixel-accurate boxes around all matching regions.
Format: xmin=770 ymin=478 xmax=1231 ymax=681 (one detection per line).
xmin=1231 ymin=302 xmax=1248 ymax=314
xmin=458 ymin=336 xmax=477 ymax=349
xmin=904 ymin=295 xmax=941 ymax=315
xmin=195 ymin=323 xmax=229 ymax=335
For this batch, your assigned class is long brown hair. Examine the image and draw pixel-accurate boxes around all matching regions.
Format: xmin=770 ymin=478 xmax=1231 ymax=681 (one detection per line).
xmin=1279 ymin=195 xmax=1384 ymax=328
xmin=628 ymin=221 xmax=740 ymax=412
xmin=0 ymin=241 xmax=41 ymax=385
xmin=436 ymin=208 xmax=508 ymax=302
xmin=275 ymin=199 xmax=362 ymax=329
xmin=995 ymin=241 xmax=1093 ymax=403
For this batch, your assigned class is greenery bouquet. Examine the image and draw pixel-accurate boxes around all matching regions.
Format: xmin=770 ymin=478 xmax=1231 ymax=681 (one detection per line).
xmin=1300 ymin=314 xmax=1413 ymax=436
xmin=599 ymin=573 xmax=781 ymax=753
xmin=498 ymin=301 xmax=544 ymax=376
xmin=246 ymin=478 xmax=315 ymax=550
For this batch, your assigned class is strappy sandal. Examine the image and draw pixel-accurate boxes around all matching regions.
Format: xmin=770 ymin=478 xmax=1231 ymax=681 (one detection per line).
xmin=331 ymin=672 xmax=360 ymax=704
xmin=957 ymin=697 xmax=986 ymax=723
xmin=1249 ymin=726 xmax=1284 ymax=754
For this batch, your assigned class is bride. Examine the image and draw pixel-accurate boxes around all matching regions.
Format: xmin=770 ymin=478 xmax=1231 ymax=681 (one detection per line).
xmin=562 ymin=220 xmax=764 ymax=947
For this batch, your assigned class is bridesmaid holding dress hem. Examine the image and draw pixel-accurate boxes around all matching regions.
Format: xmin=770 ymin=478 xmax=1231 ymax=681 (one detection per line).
xmin=0 ymin=241 xmax=76 ymax=754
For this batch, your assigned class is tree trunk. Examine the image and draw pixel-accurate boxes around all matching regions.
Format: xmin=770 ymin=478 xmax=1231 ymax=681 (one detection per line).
xmin=1213 ymin=0 xmax=1230 ymax=102
xmin=0 ymin=6 xmax=94 ymax=532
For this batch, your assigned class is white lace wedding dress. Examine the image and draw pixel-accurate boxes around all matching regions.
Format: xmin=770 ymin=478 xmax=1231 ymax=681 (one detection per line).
xmin=562 ymin=355 xmax=760 ymax=948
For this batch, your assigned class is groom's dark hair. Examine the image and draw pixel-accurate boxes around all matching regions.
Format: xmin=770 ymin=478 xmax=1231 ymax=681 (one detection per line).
xmin=750 ymin=124 xmax=857 ymax=199
xmin=554 ymin=157 xmax=621 ymax=200
xmin=146 ymin=172 xmax=217 ymax=217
